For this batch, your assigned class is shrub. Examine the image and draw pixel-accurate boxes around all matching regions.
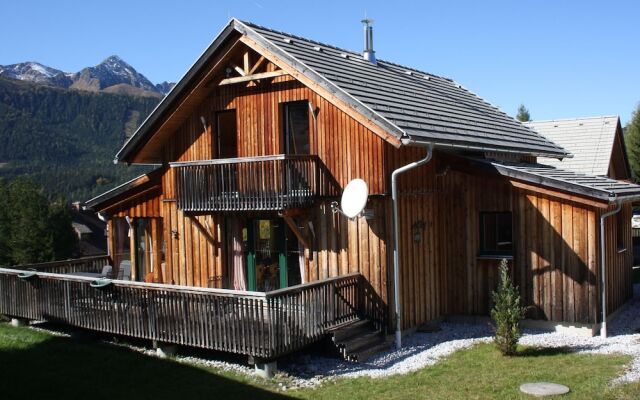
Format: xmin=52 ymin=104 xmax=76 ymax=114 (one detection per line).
xmin=491 ymin=259 xmax=526 ymax=356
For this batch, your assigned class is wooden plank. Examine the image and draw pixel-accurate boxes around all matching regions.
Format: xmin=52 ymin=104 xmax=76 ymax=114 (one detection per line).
xmin=219 ymin=70 xmax=288 ymax=86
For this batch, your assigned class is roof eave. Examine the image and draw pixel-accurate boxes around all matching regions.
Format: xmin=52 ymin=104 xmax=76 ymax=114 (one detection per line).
xmin=403 ymin=136 xmax=571 ymax=159
xmin=83 ymin=168 xmax=161 ymax=211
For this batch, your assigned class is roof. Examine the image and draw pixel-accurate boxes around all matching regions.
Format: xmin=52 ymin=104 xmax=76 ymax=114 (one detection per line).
xmin=83 ymin=168 xmax=161 ymax=211
xmin=525 ymin=116 xmax=622 ymax=176
xmin=483 ymin=160 xmax=640 ymax=203
xmin=72 ymin=222 xmax=93 ymax=235
xmin=115 ymin=19 xmax=570 ymax=163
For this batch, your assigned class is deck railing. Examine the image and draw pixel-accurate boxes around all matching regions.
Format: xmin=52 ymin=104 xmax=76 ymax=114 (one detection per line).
xmin=171 ymin=154 xmax=328 ymax=212
xmin=0 ymin=267 xmax=386 ymax=359
xmin=7 ymin=255 xmax=110 ymax=274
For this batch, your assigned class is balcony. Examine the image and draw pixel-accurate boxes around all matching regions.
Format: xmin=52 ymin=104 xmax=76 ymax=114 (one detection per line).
xmin=171 ymin=154 xmax=332 ymax=212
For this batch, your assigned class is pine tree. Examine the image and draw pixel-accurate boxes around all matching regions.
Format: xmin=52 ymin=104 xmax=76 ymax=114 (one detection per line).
xmin=624 ymin=104 xmax=640 ymax=181
xmin=0 ymin=179 xmax=10 ymax=266
xmin=491 ymin=259 xmax=526 ymax=356
xmin=47 ymin=197 xmax=77 ymax=260
xmin=7 ymin=178 xmax=51 ymax=264
xmin=516 ymin=104 xmax=531 ymax=122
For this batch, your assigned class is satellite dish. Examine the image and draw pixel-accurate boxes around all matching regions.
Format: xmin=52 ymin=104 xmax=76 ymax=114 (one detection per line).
xmin=333 ymin=179 xmax=368 ymax=219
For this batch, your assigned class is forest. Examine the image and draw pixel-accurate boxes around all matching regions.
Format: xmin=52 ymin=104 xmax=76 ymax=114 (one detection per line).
xmin=0 ymin=77 xmax=158 ymax=202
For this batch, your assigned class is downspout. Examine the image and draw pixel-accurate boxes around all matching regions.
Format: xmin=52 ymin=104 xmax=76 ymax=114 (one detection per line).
xmin=392 ymin=142 xmax=433 ymax=349
xmin=599 ymin=199 xmax=622 ymax=338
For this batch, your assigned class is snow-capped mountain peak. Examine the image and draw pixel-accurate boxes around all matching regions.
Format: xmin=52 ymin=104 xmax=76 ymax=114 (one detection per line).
xmin=0 ymin=61 xmax=73 ymax=87
xmin=0 ymin=56 xmax=174 ymax=97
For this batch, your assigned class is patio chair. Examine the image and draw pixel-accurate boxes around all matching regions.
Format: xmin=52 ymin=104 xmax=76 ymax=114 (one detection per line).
xmin=117 ymin=260 xmax=131 ymax=280
xmin=100 ymin=265 xmax=113 ymax=278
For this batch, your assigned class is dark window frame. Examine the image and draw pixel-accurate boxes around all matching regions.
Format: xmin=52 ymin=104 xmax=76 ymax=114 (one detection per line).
xmin=282 ymin=101 xmax=310 ymax=155
xmin=479 ymin=211 xmax=513 ymax=257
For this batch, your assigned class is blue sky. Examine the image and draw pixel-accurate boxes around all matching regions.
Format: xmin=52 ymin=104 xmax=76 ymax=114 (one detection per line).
xmin=2 ymin=0 xmax=639 ymax=123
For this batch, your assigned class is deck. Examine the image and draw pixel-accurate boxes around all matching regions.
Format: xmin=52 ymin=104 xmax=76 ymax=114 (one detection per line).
xmin=0 ymin=256 xmax=386 ymax=360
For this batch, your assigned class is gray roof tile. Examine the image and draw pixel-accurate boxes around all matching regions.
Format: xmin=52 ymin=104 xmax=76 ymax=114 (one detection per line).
xmin=525 ymin=116 xmax=619 ymax=175
xmin=244 ymin=21 xmax=569 ymax=157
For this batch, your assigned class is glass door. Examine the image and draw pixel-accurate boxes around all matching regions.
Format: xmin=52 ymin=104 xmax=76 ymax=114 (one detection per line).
xmin=246 ymin=218 xmax=302 ymax=291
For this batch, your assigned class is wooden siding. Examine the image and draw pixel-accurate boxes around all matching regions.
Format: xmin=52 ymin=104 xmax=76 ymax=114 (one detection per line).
xmin=602 ymin=203 xmax=634 ymax=315
xmin=156 ymin=62 xmax=388 ymax=294
xmin=387 ymin=148 xmax=626 ymax=328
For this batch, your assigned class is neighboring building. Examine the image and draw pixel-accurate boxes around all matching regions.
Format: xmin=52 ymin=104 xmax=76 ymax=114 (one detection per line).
xmin=75 ymin=19 xmax=640 ymax=346
xmin=71 ymin=202 xmax=107 ymax=256
xmin=525 ymin=116 xmax=631 ymax=180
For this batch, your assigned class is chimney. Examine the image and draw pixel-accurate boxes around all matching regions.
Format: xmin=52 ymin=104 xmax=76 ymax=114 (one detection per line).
xmin=361 ymin=19 xmax=376 ymax=64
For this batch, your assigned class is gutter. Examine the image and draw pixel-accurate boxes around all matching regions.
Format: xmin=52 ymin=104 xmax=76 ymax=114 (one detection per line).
xmin=404 ymin=136 xmax=571 ymax=160
xmin=599 ymin=199 xmax=622 ymax=338
xmin=391 ymin=140 xmax=433 ymax=349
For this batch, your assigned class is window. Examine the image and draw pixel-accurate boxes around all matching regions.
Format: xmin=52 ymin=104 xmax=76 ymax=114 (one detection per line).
xmin=216 ymin=110 xmax=237 ymax=159
xmin=479 ymin=212 xmax=513 ymax=256
xmin=283 ymin=101 xmax=310 ymax=154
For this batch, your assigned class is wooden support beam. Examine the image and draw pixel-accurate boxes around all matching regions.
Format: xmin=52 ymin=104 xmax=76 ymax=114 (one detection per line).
xmin=218 ymin=70 xmax=288 ymax=86
xmin=230 ymin=63 xmax=245 ymax=76
xmin=186 ymin=213 xmax=219 ymax=247
xmin=283 ymin=216 xmax=310 ymax=249
xmin=243 ymin=51 xmax=250 ymax=74
xmin=249 ymin=55 xmax=265 ymax=74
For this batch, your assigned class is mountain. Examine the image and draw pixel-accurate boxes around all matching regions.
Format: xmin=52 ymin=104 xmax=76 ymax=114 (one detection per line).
xmin=0 ymin=56 xmax=174 ymax=97
xmin=0 ymin=62 xmax=73 ymax=88
xmin=0 ymin=76 xmax=159 ymax=201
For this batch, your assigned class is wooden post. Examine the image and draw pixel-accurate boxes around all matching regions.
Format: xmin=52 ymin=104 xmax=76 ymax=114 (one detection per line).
xmin=129 ymin=218 xmax=137 ymax=281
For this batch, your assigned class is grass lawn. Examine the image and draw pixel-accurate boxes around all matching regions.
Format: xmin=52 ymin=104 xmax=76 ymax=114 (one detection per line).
xmin=0 ymin=323 xmax=638 ymax=400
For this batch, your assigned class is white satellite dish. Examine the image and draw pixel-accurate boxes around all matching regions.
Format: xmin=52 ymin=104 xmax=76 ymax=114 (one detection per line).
xmin=332 ymin=178 xmax=368 ymax=219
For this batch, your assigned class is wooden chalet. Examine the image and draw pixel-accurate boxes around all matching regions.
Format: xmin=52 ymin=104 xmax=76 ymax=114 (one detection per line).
xmin=3 ymin=19 xmax=640 ymax=367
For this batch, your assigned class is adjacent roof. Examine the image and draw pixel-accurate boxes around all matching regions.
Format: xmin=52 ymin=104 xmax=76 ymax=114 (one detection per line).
xmin=72 ymin=222 xmax=92 ymax=235
xmin=84 ymin=168 xmax=161 ymax=211
xmin=525 ymin=116 xmax=622 ymax=176
xmin=484 ymin=160 xmax=640 ymax=203
xmin=115 ymin=18 xmax=570 ymax=163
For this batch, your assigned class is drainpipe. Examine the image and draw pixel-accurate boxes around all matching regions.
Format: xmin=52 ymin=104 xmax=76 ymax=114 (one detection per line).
xmin=599 ymin=199 xmax=621 ymax=338
xmin=392 ymin=142 xmax=433 ymax=349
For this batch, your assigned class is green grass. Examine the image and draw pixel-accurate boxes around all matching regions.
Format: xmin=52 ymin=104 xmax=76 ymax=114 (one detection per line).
xmin=0 ymin=323 xmax=638 ymax=400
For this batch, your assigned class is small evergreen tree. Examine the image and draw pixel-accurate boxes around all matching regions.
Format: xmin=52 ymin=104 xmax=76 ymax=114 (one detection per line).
xmin=516 ymin=104 xmax=531 ymax=122
xmin=491 ymin=259 xmax=526 ymax=356
xmin=624 ymin=104 xmax=640 ymax=181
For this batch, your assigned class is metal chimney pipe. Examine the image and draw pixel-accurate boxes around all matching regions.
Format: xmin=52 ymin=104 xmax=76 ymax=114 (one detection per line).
xmin=361 ymin=19 xmax=376 ymax=64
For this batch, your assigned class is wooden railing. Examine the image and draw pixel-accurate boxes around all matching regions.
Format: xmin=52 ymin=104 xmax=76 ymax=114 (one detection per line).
xmin=171 ymin=154 xmax=327 ymax=211
xmin=7 ymin=255 xmax=110 ymax=274
xmin=0 ymin=268 xmax=386 ymax=360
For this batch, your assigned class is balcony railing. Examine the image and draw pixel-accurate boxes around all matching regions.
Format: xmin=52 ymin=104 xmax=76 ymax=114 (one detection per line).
xmin=171 ymin=154 xmax=331 ymax=212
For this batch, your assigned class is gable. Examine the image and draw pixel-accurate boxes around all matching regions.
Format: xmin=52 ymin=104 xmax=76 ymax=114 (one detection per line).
xmin=527 ymin=116 xmax=630 ymax=178
xmin=116 ymin=19 xmax=569 ymax=165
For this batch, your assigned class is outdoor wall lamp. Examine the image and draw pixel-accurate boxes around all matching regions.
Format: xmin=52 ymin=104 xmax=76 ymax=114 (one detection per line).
xmin=412 ymin=220 xmax=427 ymax=243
